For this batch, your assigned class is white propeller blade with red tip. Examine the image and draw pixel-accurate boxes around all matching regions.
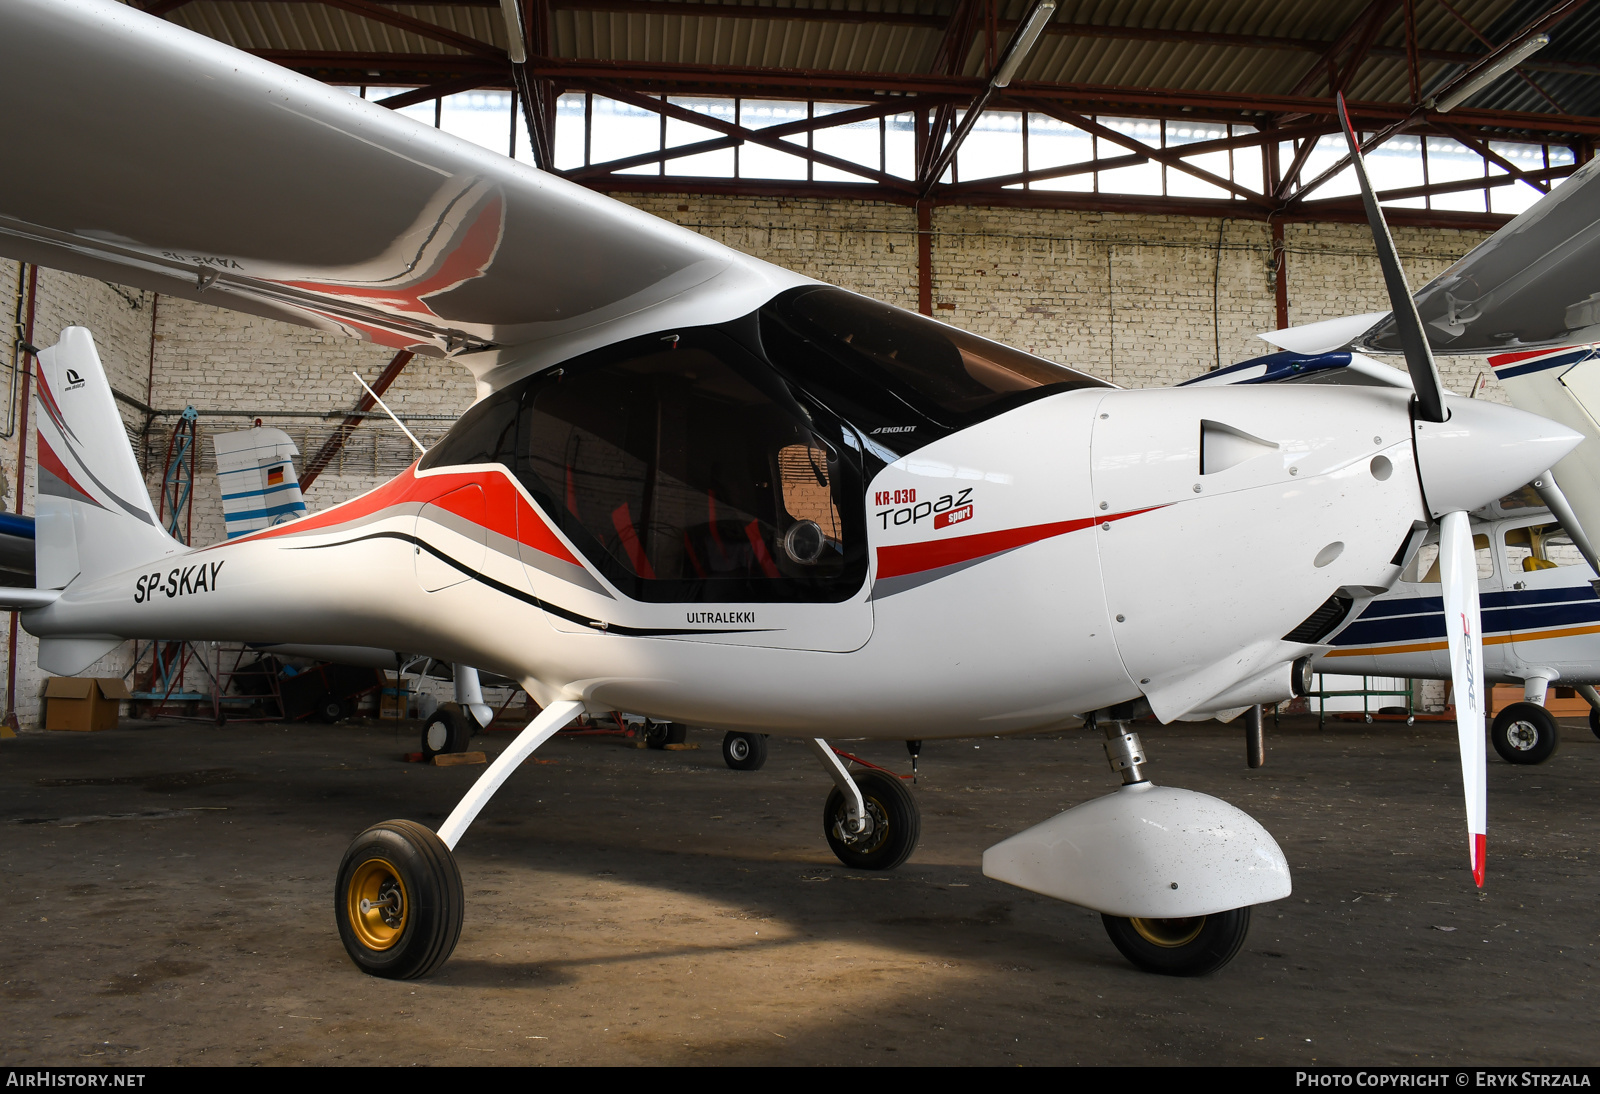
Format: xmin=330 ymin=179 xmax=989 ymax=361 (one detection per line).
xmin=1337 ymin=94 xmax=1489 ymax=885
xmin=1437 ymin=511 xmax=1488 ymax=884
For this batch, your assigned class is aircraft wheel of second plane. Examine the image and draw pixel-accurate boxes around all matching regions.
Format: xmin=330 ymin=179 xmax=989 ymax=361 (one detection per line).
xmin=722 ymin=732 xmax=768 ymax=771
xmin=1491 ymin=702 xmax=1559 ymax=765
xmin=1100 ymin=908 xmax=1252 ymax=977
xmin=823 ymin=769 xmax=920 ymax=871
xmin=335 ymin=820 xmax=464 ymax=979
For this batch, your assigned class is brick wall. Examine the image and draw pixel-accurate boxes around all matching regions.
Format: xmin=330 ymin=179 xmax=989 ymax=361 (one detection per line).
xmin=1 ymin=199 xmax=1499 ymax=724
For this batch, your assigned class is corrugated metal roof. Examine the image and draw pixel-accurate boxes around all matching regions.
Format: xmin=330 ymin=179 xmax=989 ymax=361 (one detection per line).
xmin=159 ymin=0 xmax=1596 ymax=129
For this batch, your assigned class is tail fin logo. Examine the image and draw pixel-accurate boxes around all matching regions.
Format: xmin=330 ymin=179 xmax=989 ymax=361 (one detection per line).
xmin=64 ymin=368 xmax=85 ymax=390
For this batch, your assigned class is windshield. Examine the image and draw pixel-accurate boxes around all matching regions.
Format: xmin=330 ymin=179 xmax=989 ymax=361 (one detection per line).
xmin=760 ymin=286 xmax=1109 ymax=451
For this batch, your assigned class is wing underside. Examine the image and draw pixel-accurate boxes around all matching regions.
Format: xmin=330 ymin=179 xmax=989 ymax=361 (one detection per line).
xmin=0 ymin=0 xmax=806 ymax=388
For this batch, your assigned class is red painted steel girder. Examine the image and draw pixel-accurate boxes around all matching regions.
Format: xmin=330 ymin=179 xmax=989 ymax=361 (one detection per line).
xmin=249 ymin=50 xmax=1600 ymax=136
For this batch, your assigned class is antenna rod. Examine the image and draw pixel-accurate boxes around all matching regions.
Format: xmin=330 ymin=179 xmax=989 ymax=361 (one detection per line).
xmin=351 ymin=371 xmax=425 ymax=453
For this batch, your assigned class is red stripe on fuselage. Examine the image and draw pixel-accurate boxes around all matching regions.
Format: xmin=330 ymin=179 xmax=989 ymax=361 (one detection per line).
xmin=236 ymin=463 xmax=582 ymax=566
xmin=876 ymin=505 xmax=1160 ymax=580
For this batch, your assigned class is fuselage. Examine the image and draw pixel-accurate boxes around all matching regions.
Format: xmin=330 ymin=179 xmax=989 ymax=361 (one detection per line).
xmin=25 ymin=289 xmax=1434 ymax=738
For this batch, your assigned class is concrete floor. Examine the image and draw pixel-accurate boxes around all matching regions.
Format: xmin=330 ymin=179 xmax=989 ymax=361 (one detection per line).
xmin=1 ymin=713 xmax=1596 ymax=1066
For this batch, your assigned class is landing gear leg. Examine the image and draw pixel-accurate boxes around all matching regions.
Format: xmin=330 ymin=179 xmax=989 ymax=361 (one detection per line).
xmin=809 ymin=739 xmax=920 ymax=871
xmin=1092 ymin=713 xmax=1256 ymax=976
xmin=335 ymin=698 xmax=584 ymax=978
xmin=905 ymin=739 xmax=922 ymax=783
xmin=1244 ymin=705 xmax=1265 ymax=769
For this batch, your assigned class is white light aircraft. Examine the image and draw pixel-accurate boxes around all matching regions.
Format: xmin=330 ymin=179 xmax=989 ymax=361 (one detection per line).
xmin=0 ymin=1 xmax=1583 ymax=980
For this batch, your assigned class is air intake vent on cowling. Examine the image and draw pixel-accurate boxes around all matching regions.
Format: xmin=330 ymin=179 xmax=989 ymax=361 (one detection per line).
xmin=1282 ymin=593 xmax=1355 ymax=644
xmin=1200 ymin=420 xmax=1280 ymax=475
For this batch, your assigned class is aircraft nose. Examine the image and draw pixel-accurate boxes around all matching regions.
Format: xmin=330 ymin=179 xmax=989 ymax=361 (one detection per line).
xmin=1413 ymin=397 xmax=1582 ymax=518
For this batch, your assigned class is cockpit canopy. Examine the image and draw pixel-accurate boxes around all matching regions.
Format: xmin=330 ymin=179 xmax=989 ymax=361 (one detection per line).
xmin=421 ymin=288 xmax=1106 ymax=604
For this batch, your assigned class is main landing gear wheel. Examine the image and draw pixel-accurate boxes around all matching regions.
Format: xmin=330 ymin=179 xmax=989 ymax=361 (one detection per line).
xmin=1491 ymin=702 xmax=1559 ymax=765
xmin=1101 ymin=907 xmax=1252 ymax=977
xmin=335 ymin=820 xmax=463 ymax=979
xmin=1589 ymin=706 xmax=1600 ymax=742
xmin=722 ymin=732 xmax=768 ymax=771
xmin=422 ymin=708 xmax=472 ymax=758
xmin=645 ymin=721 xmax=687 ymax=750
xmin=823 ymin=768 xmax=920 ymax=871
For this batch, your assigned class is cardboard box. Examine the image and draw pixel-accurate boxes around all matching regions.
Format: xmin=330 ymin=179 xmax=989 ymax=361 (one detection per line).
xmin=379 ymin=674 xmax=411 ymax=720
xmin=44 ymin=677 xmax=132 ymax=731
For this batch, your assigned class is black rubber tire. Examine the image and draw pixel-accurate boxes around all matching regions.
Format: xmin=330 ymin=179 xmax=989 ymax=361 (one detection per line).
xmin=1102 ymin=907 xmax=1251 ymax=977
xmin=823 ymin=768 xmax=920 ymax=871
xmin=315 ymin=697 xmax=344 ymax=724
xmin=334 ymin=820 xmax=463 ymax=980
xmin=1491 ymin=702 xmax=1560 ymax=765
xmin=722 ymin=732 xmax=768 ymax=771
xmin=645 ymin=721 xmax=688 ymax=749
xmin=1589 ymin=706 xmax=1600 ymax=742
xmin=421 ymin=708 xmax=471 ymax=758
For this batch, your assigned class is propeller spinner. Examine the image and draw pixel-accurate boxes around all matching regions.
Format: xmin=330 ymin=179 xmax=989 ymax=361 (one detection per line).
xmin=1337 ymin=95 xmax=1577 ymax=886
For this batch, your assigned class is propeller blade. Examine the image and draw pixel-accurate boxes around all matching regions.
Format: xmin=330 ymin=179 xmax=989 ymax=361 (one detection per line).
xmin=1437 ymin=510 xmax=1488 ymax=887
xmin=1335 ymin=93 xmax=1448 ymax=423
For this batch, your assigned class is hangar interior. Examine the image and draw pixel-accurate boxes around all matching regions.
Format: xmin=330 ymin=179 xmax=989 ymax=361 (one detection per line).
xmin=2 ymin=0 xmax=1600 ymax=1068
xmin=6 ymin=0 xmax=1598 ymax=725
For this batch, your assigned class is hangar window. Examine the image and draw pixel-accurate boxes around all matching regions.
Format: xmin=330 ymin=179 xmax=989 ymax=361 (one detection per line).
xmin=505 ymin=329 xmax=866 ymax=603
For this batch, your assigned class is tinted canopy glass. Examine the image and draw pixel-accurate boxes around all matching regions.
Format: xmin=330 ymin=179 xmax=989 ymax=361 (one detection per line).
xmin=421 ymin=326 xmax=867 ymax=604
xmin=760 ymin=286 xmax=1109 ymax=449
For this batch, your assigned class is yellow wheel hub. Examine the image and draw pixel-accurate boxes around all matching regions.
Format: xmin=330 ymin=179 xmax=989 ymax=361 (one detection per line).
xmin=346 ymin=857 xmax=408 ymax=951
xmin=1130 ymin=916 xmax=1206 ymax=948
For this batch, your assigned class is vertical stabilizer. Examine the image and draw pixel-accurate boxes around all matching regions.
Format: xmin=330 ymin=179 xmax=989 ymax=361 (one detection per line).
xmin=34 ymin=328 xmax=180 ymax=590
xmin=212 ymin=426 xmax=307 ymax=539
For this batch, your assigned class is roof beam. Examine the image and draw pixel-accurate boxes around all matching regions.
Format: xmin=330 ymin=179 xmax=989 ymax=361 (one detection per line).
xmin=1332 ymin=0 xmax=1401 ymax=96
xmin=1022 ymin=103 xmax=1271 ymax=206
xmin=316 ymin=0 xmax=507 ymax=60
xmin=300 ymin=349 xmax=415 ymax=491
xmin=569 ymin=80 xmax=916 ymax=189
xmin=1424 ymin=0 xmax=1589 ymax=115
xmin=244 ymin=52 xmax=1600 ymax=137
xmin=1299 ymin=162 xmax=1576 ymax=206
xmin=1290 ymin=0 xmax=1394 ymax=97
xmin=945 ymin=151 xmax=1147 ymax=192
xmin=1433 ymin=121 xmax=1556 ymax=194
xmin=568 ymin=95 xmax=948 ymax=178
xmin=1431 ymin=0 xmax=1563 ymax=112
xmin=374 ymin=74 xmax=500 ymax=108
xmin=170 ymin=3 xmax=1600 ymax=76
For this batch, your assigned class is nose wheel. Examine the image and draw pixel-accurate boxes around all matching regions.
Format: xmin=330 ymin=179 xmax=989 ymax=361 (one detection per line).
xmin=335 ymin=820 xmax=463 ymax=979
xmin=1101 ymin=907 xmax=1252 ymax=976
xmin=823 ymin=768 xmax=920 ymax=871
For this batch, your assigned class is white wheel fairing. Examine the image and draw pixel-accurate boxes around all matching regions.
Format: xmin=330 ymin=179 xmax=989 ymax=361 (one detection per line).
xmin=982 ymin=783 xmax=1292 ymax=918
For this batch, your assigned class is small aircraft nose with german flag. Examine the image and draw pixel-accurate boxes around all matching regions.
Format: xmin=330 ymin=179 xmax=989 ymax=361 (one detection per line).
xmin=0 ymin=0 xmax=1587 ymax=979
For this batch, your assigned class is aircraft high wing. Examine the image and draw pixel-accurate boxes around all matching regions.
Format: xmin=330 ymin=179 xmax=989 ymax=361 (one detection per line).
xmin=0 ymin=1 xmax=1584 ymax=983
xmin=0 ymin=0 xmax=803 ymax=388
xmin=1360 ymin=154 xmax=1600 ymax=357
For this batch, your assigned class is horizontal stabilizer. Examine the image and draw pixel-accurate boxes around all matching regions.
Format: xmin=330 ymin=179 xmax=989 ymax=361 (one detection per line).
xmin=39 ymin=635 xmax=122 ymax=676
